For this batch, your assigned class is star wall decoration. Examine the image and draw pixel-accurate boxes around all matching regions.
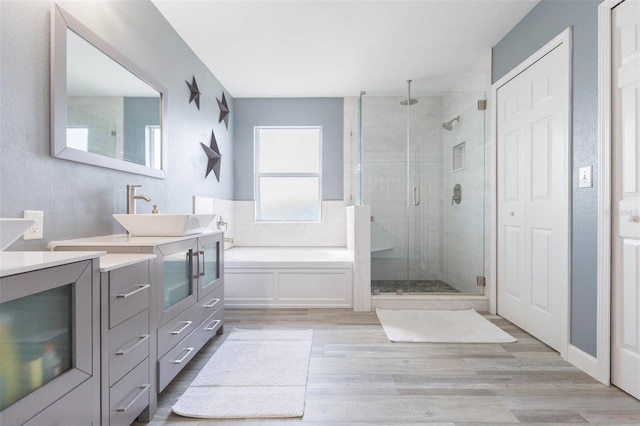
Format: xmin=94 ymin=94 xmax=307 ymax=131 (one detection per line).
xmin=217 ymin=92 xmax=230 ymax=129
xmin=200 ymin=130 xmax=221 ymax=181
xmin=186 ymin=76 xmax=201 ymax=110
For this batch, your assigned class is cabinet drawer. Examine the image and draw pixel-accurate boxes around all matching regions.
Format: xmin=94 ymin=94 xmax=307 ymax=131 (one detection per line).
xmin=157 ymin=309 xmax=223 ymax=392
xmin=109 ymin=262 xmax=150 ymax=328
xmin=109 ymin=309 xmax=150 ymax=386
xmin=157 ymin=286 xmax=224 ymax=358
xmin=196 ymin=283 xmax=224 ymax=323
xmin=109 ymin=359 xmax=150 ymax=426
xmin=157 ymin=305 xmax=199 ymax=358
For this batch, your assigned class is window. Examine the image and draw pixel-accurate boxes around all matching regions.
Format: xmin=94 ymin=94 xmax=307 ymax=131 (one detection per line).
xmin=145 ymin=125 xmax=161 ymax=168
xmin=255 ymin=127 xmax=322 ymax=221
xmin=66 ymin=127 xmax=89 ymax=151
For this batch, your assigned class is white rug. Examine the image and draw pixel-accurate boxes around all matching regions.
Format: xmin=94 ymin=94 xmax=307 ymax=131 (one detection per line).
xmin=376 ymin=308 xmax=516 ymax=343
xmin=172 ymin=328 xmax=313 ymax=419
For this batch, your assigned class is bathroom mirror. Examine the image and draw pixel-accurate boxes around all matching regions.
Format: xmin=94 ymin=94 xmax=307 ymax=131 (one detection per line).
xmin=51 ymin=4 xmax=168 ymax=178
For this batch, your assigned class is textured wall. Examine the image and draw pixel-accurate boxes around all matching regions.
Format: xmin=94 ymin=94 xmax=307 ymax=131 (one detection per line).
xmin=492 ymin=0 xmax=601 ymax=356
xmin=0 ymin=0 xmax=234 ymax=250
xmin=232 ymin=98 xmax=344 ymax=201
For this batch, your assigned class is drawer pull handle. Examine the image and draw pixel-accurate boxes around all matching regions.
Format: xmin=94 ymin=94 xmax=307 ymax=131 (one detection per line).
xmin=173 ymin=347 xmax=194 ymax=364
xmin=116 ymin=384 xmax=150 ymax=412
xmin=171 ymin=320 xmax=193 ymax=335
xmin=204 ymin=320 xmax=221 ymax=331
xmin=204 ymin=298 xmax=220 ymax=308
xmin=115 ymin=334 xmax=150 ymax=356
xmin=116 ymin=284 xmax=150 ymax=298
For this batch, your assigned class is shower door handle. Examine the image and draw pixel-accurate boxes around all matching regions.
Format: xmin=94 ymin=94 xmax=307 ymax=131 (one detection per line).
xmin=413 ymin=186 xmax=420 ymax=206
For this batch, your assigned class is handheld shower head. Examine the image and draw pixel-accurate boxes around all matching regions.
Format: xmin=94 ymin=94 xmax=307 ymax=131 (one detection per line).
xmin=442 ymin=116 xmax=460 ymax=131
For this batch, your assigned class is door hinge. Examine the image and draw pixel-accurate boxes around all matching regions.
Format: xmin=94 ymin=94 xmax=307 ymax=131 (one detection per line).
xmin=476 ymin=276 xmax=486 ymax=287
xmin=477 ymin=100 xmax=487 ymax=110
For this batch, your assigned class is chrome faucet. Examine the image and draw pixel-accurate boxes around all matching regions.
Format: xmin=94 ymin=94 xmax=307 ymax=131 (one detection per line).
xmin=126 ymin=184 xmax=151 ymax=214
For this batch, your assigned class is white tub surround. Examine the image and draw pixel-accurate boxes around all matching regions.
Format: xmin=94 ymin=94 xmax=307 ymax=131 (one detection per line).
xmin=232 ymin=200 xmax=347 ymax=247
xmin=224 ymin=247 xmax=353 ymax=308
xmin=348 ymin=205 xmax=371 ymax=311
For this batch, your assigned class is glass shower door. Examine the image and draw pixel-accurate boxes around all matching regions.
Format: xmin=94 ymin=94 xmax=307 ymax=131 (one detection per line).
xmin=363 ymin=91 xmax=486 ymax=296
xmin=363 ymin=95 xmax=410 ymax=294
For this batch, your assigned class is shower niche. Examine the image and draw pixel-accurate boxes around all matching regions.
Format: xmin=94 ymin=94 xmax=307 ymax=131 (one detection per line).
xmin=358 ymin=88 xmax=486 ymax=296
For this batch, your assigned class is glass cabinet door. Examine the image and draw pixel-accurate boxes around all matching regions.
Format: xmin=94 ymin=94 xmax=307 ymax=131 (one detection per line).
xmin=162 ymin=250 xmax=193 ymax=310
xmin=0 ymin=260 xmax=95 ymax=425
xmin=0 ymin=285 xmax=72 ymax=410
xmin=157 ymin=239 xmax=198 ymax=325
xmin=197 ymin=233 xmax=222 ymax=298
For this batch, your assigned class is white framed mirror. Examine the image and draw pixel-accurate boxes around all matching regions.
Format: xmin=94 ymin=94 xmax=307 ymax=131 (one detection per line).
xmin=51 ymin=4 xmax=168 ymax=178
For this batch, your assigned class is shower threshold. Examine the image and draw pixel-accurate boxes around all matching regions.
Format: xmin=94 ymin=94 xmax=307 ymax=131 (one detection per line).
xmin=371 ymin=279 xmax=460 ymax=295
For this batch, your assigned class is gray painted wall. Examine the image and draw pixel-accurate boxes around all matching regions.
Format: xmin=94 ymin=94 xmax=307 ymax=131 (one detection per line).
xmin=0 ymin=0 xmax=234 ymax=250
xmin=492 ymin=0 xmax=600 ymax=356
xmin=233 ymin=98 xmax=344 ymax=201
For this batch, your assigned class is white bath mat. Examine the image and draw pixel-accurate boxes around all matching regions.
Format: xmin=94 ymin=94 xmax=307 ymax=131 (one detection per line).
xmin=172 ymin=328 xmax=313 ymax=419
xmin=376 ymin=308 xmax=516 ymax=343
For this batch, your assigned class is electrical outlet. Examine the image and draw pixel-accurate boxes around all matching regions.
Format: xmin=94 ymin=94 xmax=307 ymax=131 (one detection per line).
xmin=23 ymin=210 xmax=43 ymax=240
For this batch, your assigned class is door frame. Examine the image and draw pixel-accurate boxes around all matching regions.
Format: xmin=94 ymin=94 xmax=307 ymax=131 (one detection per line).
xmin=595 ymin=0 xmax=628 ymax=387
xmin=488 ymin=27 xmax=572 ymax=359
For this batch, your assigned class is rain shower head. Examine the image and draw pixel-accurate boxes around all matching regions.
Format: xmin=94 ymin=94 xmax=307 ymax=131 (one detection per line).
xmin=400 ymin=98 xmax=418 ymax=106
xmin=401 ymin=79 xmax=418 ymax=106
xmin=442 ymin=116 xmax=460 ymax=131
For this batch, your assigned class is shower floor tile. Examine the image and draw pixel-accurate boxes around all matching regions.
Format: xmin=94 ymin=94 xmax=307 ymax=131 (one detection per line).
xmin=371 ymin=280 xmax=460 ymax=295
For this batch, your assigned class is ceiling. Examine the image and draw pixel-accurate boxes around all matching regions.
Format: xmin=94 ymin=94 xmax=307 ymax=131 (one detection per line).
xmin=151 ymin=0 xmax=539 ymax=98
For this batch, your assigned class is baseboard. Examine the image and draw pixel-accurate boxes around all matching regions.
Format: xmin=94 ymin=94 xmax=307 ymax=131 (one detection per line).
xmin=567 ymin=344 xmax=606 ymax=384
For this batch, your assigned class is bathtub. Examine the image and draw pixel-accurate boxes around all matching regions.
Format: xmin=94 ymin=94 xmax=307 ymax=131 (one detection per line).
xmin=224 ymin=247 xmax=354 ymax=308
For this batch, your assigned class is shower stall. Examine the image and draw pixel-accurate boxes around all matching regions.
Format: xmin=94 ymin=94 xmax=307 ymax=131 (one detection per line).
xmin=357 ymin=84 xmax=486 ymax=296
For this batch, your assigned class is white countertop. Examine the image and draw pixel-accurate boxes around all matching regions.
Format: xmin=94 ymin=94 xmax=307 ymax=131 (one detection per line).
xmin=0 ymin=251 xmax=106 ymax=277
xmin=99 ymin=253 xmax=157 ymax=272
xmin=49 ymin=231 xmax=221 ymax=249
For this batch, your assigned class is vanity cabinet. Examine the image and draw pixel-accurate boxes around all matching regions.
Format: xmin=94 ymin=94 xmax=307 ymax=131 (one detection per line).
xmin=155 ymin=232 xmax=224 ymax=391
xmin=50 ymin=231 xmax=225 ymax=409
xmin=99 ymin=256 xmax=154 ymax=425
xmin=0 ymin=253 xmax=101 ymax=426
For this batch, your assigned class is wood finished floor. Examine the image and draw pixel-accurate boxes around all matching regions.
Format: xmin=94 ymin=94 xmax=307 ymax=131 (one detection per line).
xmin=135 ymin=309 xmax=640 ymax=425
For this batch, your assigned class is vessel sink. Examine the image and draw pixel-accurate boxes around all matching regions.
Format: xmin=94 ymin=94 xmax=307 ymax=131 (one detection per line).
xmin=113 ymin=214 xmax=216 ymax=237
xmin=0 ymin=218 xmax=36 ymax=251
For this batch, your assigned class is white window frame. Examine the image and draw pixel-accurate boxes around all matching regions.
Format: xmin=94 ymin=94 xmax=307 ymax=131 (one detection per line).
xmin=145 ymin=125 xmax=161 ymax=168
xmin=254 ymin=126 xmax=323 ymax=222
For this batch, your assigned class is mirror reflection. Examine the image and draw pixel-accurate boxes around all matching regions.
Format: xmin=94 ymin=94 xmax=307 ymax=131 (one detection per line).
xmin=66 ymin=29 xmax=162 ymax=169
xmin=51 ymin=3 xmax=167 ymax=178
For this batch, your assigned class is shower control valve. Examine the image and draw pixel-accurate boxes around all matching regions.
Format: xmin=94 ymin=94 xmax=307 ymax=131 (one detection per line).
xmin=451 ymin=184 xmax=462 ymax=205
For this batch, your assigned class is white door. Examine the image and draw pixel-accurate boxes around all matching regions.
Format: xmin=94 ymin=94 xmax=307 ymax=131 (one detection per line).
xmin=612 ymin=0 xmax=640 ymax=400
xmin=496 ymin=38 xmax=571 ymax=354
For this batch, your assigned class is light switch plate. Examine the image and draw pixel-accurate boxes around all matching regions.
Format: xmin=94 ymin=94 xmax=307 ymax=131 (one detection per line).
xmin=578 ymin=166 xmax=593 ymax=188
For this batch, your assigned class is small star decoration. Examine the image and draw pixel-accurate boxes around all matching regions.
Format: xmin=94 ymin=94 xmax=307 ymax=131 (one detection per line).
xmin=200 ymin=130 xmax=221 ymax=181
xmin=217 ymin=92 xmax=230 ymax=129
xmin=186 ymin=76 xmax=200 ymax=110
